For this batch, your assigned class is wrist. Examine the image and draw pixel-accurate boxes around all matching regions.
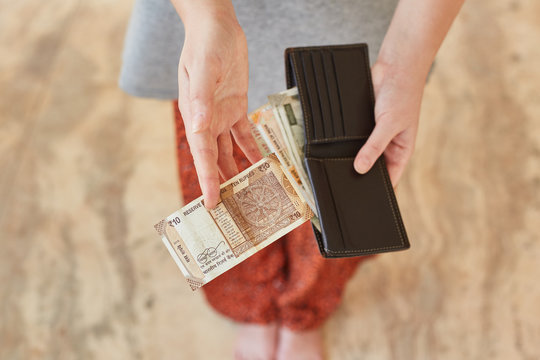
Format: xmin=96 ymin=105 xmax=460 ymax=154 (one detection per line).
xmin=172 ymin=0 xmax=238 ymax=29
xmin=372 ymin=53 xmax=430 ymax=92
xmin=376 ymin=47 xmax=432 ymax=81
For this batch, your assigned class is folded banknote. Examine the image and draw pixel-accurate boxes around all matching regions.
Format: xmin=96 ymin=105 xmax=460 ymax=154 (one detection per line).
xmin=155 ymin=154 xmax=314 ymax=290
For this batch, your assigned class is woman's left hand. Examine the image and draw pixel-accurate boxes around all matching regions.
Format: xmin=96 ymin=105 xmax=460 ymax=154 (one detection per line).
xmin=353 ymin=61 xmax=427 ymax=187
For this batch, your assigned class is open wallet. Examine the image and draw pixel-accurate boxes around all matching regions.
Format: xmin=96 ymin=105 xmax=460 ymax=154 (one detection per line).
xmin=284 ymin=43 xmax=410 ymax=257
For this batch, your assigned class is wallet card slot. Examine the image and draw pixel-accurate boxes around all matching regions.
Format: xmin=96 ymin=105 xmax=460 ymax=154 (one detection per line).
xmin=332 ymin=48 xmax=375 ymax=137
xmin=294 ymin=52 xmax=314 ymax=142
xmin=322 ymin=50 xmax=345 ymax=138
xmin=304 ymin=158 xmax=344 ymax=251
xmin=300 ymin=52 xmax=326 ymax=141
xmin=305 ymin=157 xmax=408 ymax=255
xmin=311 ymin=51 xmax=335 ymax=138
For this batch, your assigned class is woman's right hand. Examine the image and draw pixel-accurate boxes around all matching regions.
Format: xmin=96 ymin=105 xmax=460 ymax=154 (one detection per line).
xmin=173 ymin=0 xmax=262 ymax=209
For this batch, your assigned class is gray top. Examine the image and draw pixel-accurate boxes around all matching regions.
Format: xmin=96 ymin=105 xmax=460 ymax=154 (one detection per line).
xmin=119 ymin=0 xmax=398 ymax=111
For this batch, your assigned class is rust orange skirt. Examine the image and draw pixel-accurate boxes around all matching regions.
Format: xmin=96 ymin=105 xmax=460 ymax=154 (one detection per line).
xmin=173 ymin=102 xmax=375 ymax=330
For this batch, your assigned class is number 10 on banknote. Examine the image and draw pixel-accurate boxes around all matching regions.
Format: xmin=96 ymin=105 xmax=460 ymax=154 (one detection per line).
xmin=154 ymin=154 xmax=314 ymax=291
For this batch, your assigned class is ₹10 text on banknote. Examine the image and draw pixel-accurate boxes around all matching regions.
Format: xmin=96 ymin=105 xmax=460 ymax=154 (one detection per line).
xmin=154 ymin=154 xmax=314 ymax=291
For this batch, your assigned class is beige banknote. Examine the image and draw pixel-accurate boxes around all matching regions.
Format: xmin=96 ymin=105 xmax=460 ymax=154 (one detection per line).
xmin=249 ymin=102 xmax=320 ymax=230
xmin=154 ymin=154 xmax=314 ymax=291
xmin=268 ymin=88 xmax=312 ymax=194
xmin=268 ymin=88 xmax=306 ymax=161
xmin=249 ymin=120 xmax=273 ymax=157
xmin=267 ymin=88 xmax=320 ymax=231
xmin=249 ymin=105 xmax=302 ymax=186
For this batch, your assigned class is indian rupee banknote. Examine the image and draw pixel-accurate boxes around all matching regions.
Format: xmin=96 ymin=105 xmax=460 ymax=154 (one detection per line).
xmin=249 ymin=104 xmax=316 ymax=211
xmin=267 ymin=88 xmax=313 ymax=198
xmin=267 ymin=88 xmax=320 ymax=231
xmin=154 ymin=154 xmax=314 ymax=290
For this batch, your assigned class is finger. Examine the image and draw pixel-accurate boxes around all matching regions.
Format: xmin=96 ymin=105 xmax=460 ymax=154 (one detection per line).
xmin=354 ymin=118 xmax=399 ymax=174
xmin=217 ymin=132 xmax=239 ymax=180
xmin=187 ymin=62 xmax=219 ymax=134
xmin=231 ymin=117 xmax=263 ymax=164
xmin=182 ymin=60 xmax=221 ymax=208
xmin=187 ymin=130 xmax=221 ymax=209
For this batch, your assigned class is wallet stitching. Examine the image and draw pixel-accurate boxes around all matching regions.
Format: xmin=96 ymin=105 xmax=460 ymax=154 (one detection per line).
xmin=323 ymin=245 xmax=404 ymax=255
xmin=309 ymin=135 xmax=369 ymax=143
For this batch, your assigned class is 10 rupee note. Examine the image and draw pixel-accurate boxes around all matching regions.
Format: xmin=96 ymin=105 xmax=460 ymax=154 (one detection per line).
xmin=154 ymin=154 xmax=313 ymax=290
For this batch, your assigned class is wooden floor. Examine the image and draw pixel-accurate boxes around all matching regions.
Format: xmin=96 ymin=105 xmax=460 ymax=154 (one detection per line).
xmin=1 ymin=0 xmax=539 ymax=359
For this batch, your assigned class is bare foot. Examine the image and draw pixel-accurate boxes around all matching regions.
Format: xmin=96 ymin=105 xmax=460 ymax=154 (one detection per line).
xmin=234 ymin=323 xmax=279 ymax=360
xmin=276 ymin=327 xmax=324 ymax=360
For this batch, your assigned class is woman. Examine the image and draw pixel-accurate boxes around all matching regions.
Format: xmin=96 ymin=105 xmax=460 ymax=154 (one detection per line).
xmin=119 ymin=0 xmax=464 ymax=358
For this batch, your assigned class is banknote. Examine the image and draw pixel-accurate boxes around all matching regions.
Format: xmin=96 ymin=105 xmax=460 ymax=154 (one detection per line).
xmin=249 ymin=104 xmax=298 ymax=181
xmin=268 ymin=88 xmax=306 ymax=162
xmin=154 ymin=154 xmax=314 ymax=291
xmin=249 ymin=102 xmax=320 ymax=230
xmin=267 ymin=88 xmax=312 ymax=195
xmin=249 ymin=120 xmax=273 ymax=157
xmin=267 ymin=88 xmax=320 ymax=231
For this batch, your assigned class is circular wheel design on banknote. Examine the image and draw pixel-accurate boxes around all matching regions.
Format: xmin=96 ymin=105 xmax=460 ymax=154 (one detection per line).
xmin=238 ymin=185 xmax=282 ymax=226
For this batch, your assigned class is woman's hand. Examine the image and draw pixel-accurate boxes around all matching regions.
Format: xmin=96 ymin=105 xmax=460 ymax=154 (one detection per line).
xmin=175 ymin=1 xmax=261 ymax=209
xmin=353 ymin=61 xmax=425 ymax=187
xmin=353 ymin=0 xmax=464 ymax=187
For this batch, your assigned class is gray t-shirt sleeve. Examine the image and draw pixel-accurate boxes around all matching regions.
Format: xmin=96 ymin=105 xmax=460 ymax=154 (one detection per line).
xmin=119 ymin=0 xmax=398 ymax=110
xmin=119 ymin=0 xmax=184 ymax=100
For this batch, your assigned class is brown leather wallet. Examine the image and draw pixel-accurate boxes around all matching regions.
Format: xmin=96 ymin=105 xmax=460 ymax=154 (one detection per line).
xmin=284 ymin=43 xmax=410 ymax=257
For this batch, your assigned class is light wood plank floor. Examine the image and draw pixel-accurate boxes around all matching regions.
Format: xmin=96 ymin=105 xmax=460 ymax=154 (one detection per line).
xmin=1 ymin=0 xmax=539 ymax=359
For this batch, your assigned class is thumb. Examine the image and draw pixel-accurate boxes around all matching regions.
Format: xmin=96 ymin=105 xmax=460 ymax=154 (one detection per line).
xmin=354 ymin=119 xmax=397 ymax=174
